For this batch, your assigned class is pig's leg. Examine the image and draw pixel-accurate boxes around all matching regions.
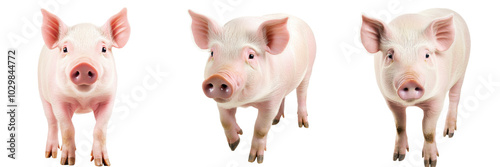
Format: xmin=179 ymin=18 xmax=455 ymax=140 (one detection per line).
xmin=43 ymin=100 xmax=59 ymax=159
xmin=53 ymin=103 xmax=76 ymax=165
xmin=248 ymin=99 xmax=282 ymax=164
xmin=272 ymin=98 xmax=285 ymax=125
xmin=219 ymin=106 xmax=243 ymax=151
xmin=419 ymin=97 xmax=444 ymax=167
xmin=91 ymin=102 xmax=113 ymax=166
xmin=297 ymin=74 xmax=311 ymax=128
xmin=444 ymin=77 xmax=463 ymax=138
xmin=387 ymin=100 xmax=409 ymax=161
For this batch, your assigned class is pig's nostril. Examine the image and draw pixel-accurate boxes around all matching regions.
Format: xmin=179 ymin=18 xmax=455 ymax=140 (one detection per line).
xmin=403 ymin=87 xmax=409 ymax=91
xmin=88 ymin=71 xmax=93 ymax=78
xmin=415 ymin=87 xmax=420 ymax=91
xmin=74 ymin=71 xmax=80 ymax=77
xmin=207 ymin=83 xmax=214 ymax=91
xmin=221 ymin=84 xmax=228 ymax=91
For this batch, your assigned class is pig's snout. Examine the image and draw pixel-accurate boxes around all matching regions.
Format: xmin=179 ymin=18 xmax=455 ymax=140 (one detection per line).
xmin=70 ymin=63 xmax=98 ymax=86
xmin=202 ymin=74 xmax=233 ymax=100
xmin=397 ymin=80 xmax=424 ymax=101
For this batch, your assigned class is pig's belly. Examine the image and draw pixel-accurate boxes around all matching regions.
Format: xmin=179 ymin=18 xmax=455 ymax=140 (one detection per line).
xmin=74 ymin=108 xmax=93 ymax=114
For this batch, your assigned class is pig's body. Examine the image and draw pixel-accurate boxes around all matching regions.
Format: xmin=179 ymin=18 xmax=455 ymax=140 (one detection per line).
xmin=38 ymin=9 xmax=130 ymax=166
xmin=190 ymin=11 xmax=315 ymax=164
xmin=361 ymin=8 xmax=470 ymax=167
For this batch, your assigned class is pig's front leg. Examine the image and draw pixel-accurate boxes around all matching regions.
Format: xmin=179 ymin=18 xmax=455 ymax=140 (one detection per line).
xmin=218 ymin=106 xmax=243 ymax=151
xmin=248 ymin=99 xmax=282 ymax=164
xmin=419 ymin=97 xmax=445 ymax=167
xmin=444 ymin=78 xmax=464 ymax=138
xmin=387 ymin=100 xmax=409 ymax=161
xmin=53 ymin=103 xmax=76 ymax=165
xmin=42 ymin=100 xmax=59 ymax=159
xmin=91 ymin=101 xmax=113 ymax=166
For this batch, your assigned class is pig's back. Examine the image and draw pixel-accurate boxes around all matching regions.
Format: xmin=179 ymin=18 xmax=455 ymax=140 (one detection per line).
xmin=263 ymin=14 xmax=316 ymax=95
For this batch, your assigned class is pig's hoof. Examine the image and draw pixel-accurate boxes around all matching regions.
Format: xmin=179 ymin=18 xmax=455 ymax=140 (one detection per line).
xmin=60 ymin=156 xmax=75 ymax=166
xmin=45 ymin=145 xmax=59 ymax=159
xmin=443 ymin=119 xmax=457 ymax=138
xmin=273 ymin=106 xmax=284 ymax=125
xmin=393 ymin=135 xmax=409 ymax=161
xmin=225 ymin=128 xmax=243 ymax=151
xmin=248 ymin=153 xmax=265 ymax=164
xmin=248 ymin=136 xmax=267 ymax=164
xmin=92 ymin=157 xmax=111 ymax=166
xmin=257 ymin=155 xmax=264 ymax=164
xmin=91 ymin=149 xmax=111 ymax=166
xmin=298 ymin=111 xmax=309 ymax=128
xmin=60 ymin=143 xmax=76 ymax=165
xmin=228 ymin=138 xmax=240 ymax=151
xmin=45 ymin=150 xmax=58 ymax=159
xmin=422 ymin=142 xmax=439 ymax=167
xmin=45 ymin=139 xmax=59 ymax=158
xmin=272 ymin=119 xmax=280 ymax=125
xmin=393 ymin=153 xmax=405 ymax=161
xmin=298 ymin=119 xmax=309 ymax=128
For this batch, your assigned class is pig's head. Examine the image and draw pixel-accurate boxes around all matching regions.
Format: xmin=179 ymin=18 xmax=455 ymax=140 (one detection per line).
xmin=189 ymin=10 xmax=289 ymax=104
xmin=41 ymin=8 xmax=130 ymax=93
xmin=360 ymin=14 xmax=455 ymax=104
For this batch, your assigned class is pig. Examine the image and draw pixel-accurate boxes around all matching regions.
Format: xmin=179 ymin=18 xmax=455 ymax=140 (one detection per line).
xmin=360 ymin=8 xmax=470 ymax=167
xmin=38 ymin=8 xmax=130 ymax=166
xmin=188 ymin=10 xmax=316 ymax=163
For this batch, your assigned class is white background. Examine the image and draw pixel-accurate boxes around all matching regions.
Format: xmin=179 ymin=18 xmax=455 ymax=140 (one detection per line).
xmin=1 ymin=0 xmax=499 ymax=166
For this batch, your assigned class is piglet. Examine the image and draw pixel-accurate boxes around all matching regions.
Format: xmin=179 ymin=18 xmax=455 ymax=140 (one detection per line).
xmin=360 ymin=8 xmax=470 ymax=167
xmin=38 ymin=8 xmax=130 ymax=166
xmin=189 ymin=10 xmax=316 ymax=163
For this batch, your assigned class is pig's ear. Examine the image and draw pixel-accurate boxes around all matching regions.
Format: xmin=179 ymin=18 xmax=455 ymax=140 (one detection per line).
xmin=426 ymin=14 xmax=455 ymax=52
xmin=360 ymin=15 xmax=390 ymax=53
xmin=41 ymin=9 xmax=67 ymax=49
xmin=188 ymin=10 xmax=220 ymax=49
xmin=257 ymin=17 xmax=289 ymax=55
xmin=102 ymin=8 xmax=131 ymax=48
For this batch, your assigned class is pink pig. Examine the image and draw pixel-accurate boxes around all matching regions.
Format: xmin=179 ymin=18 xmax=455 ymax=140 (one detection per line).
xmin=360 ymin=8 xmax=470 ymax=167
xmin=38 ymin=8 xmax=130 ymax=166
xmin=189 ymin=10 xmax=316 ymax=163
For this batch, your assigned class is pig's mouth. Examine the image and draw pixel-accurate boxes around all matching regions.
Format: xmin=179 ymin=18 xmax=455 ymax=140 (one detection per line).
xmin=75 ymin=85 xmax=94 ymax=92
xmin=213 ymin=98 xmax=230 ymax=103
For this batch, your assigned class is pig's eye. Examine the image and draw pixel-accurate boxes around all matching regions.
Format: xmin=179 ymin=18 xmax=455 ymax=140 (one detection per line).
xmin=249 ymin=54 xmax=254 ymax=59
xmin=387 ymin=53 xmax=393 ymax=59
xmin=63 ymin=47 xmax=68 ymax=53
xmin=101 ymin=47 xmax=107 ymax=53
xmin=425 ymin=53 xmax=430 ymax=59
xmin=211 ymin=51 xmax=213 ymax=57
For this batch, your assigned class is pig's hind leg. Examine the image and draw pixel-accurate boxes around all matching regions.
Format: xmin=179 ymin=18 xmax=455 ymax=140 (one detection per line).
xmin=296 ymin=70 xmax=312 ymax=128
xmin=43 ymin=100 xmax=59 ymax=159
xmin=219 ymin=106 xmax=243 ymax=151
xmin=443 ymin=77 xmax=463 ymax=138
xmin=272 ymin=98 xmax=285 ymax=125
